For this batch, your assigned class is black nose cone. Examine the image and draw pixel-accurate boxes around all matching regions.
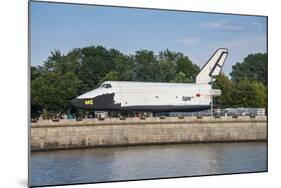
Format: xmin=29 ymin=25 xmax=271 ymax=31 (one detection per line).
xmin=71 ymin=98 xmax=81 ymax=108
xmin=71 ymin=98 xmax=94 ymax=109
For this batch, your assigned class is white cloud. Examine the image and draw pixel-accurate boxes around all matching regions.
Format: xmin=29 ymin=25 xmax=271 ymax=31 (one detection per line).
xmin=208 ymin=35 xmax=267 ymax=75
xmin=174 ymin=37 xmax=200 ymax=46
xmin=199 ymin=21 xmax=244 ymax=31
xmin=184 ymin=35 xmax=267 ymax=75
xmin=213 ymin=35 xmax=266 ymax=50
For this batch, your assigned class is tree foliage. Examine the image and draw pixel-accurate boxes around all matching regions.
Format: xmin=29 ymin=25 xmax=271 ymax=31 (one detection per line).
xmin=214 ymin=74 xmax=267 ymax=108
xmin=31 ymin=51 xmax=83 ymax=117
xmin=213 ymin=73 xmax=234 ymax=108
xmin=230 ymin=53 xmax=267 ymax=86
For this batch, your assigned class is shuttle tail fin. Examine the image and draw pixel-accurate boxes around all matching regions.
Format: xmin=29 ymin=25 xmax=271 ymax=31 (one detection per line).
xmin=196 ymin=48 xmax=228 ymax=84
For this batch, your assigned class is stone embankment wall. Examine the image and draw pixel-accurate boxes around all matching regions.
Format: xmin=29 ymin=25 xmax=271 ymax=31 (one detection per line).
xmin=30 ymin=116 xmax=267 ymax=151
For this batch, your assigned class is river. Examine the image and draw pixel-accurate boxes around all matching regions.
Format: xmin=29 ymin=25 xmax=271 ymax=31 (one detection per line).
xmin=30 ymin=142 xmax=267 ymax=187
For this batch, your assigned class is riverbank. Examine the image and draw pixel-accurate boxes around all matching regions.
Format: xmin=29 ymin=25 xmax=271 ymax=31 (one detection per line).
xmin=30 ymin=116 xmax=267 ymax=151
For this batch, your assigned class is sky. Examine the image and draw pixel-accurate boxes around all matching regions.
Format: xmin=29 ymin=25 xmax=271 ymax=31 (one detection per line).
xmin=30 ymin=1 xmax=267 ymax=75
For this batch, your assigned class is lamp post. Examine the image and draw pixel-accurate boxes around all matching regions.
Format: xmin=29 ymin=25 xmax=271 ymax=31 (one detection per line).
xmin=210 ymin=66 xmax=213 ymax=117
xmin=210 ymin=77 xmax=213 ymax=117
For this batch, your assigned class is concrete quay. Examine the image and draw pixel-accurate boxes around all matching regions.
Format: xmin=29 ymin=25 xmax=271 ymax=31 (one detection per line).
xmin=30 ymin=116 xmax=267 ymax=151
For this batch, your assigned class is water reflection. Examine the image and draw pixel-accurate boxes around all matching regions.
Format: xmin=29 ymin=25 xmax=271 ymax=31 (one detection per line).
xmin=31 ymin=142 xmax=267 ymax=187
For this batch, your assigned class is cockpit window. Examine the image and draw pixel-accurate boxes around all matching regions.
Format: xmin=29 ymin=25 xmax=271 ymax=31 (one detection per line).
xmin=100 ymin=83 xmax=112 ymax=88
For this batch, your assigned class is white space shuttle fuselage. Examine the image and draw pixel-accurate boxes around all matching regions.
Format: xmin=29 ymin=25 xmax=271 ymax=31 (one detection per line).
xmin=71 ymin=48 xmax=228 ymax=112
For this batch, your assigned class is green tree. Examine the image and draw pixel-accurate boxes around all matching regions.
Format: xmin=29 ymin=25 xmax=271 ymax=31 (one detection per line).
xmin=156 ymin=60 xmax=176 ymax=82
xmin=250 ymin=81 xmax=267 ymax=108
xmin=157 ymin=49 xmax=199 ymax=83
xmin=79 ymin=46 xmax=115 ymax=91
xmin=213 ymin=73 xmax=234 ymax=108
xmin=111 ymin=51 xmax=134 ymax=81
xmin=171 ymin=72 xmax=191 ymax=83
xmin=31 ymin=51 xmax=83 ymax=117
xmin=230 ymin=80 xmax=267 ymax=108
xmin=176 ymin=56 xmax=200 ymax=82
xmin=31 ymin=66 xmax=43 ymax=118
xmin=230 ymin=53 xmax=267 ymax=85
xmin=99 ymin=71 xmax=119 ymax=84
xmin=156 ymin=50 xmax=178 ymax=82
xmin=214 ymin=74 xmax=267 ymax=108
xmin=134 ymin=50 xmax=158 ymax=81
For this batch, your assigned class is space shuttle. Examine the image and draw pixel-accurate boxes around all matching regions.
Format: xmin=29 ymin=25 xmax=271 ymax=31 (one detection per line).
xmin=71 ymin=48 xmax=228 ymax=112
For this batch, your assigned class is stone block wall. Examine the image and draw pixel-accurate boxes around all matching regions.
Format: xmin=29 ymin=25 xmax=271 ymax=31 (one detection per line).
xmin=30 ymin=116 xmax=267 ymax=151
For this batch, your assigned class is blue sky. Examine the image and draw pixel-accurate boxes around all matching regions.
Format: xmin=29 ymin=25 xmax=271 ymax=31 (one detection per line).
xmin=30 ymin=2 xmax=267 ymax=75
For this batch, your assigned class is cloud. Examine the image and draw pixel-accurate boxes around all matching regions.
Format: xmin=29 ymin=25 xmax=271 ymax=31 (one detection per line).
xmin=174 ymin=37 xmax=200 ymax=46
xmin=251 ymin=22 xmax=263 ymax=27
xmin=208 ymin=35 xmax=267 ymax=74
xmin=199 ymin=21 xmax=244 ymax=31
xmin=213 ymin=35 xmax=266 ymax=50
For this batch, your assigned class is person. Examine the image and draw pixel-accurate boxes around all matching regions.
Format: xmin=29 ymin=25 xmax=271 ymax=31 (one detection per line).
xmin=67 ymin=113 xmax=74 ymax=119
xmin=62 ymin=113 xmax=67 ymax=119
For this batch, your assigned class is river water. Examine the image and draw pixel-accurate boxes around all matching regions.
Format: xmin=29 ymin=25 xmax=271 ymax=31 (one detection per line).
xmin=30 ymin=142 xmax=267 ymax=187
